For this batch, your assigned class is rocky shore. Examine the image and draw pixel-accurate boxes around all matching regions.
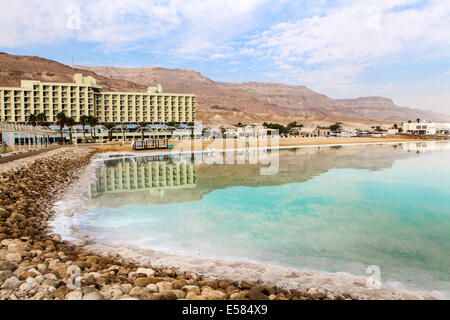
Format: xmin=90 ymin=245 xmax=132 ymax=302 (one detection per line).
xmin=0 ymin=147 xmax=438 ymax=300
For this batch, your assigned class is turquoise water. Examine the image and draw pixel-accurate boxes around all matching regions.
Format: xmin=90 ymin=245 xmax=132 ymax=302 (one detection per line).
xmin=77 ymin=142 xmax=450 ymax=294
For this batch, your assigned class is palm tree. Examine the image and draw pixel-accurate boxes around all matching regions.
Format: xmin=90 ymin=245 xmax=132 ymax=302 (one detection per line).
xmin=31 ymin=112 xmax=48 ymax=146
xmin=28 ymin=112 xmax=48 ymax=147
xmin=88 ymin=115 xmax=99 ymax=143
xmin=27 ymin=113 xmax=38 ymax=147
xmin=65 ymin=117 xmax=76 ymax=144
xmin=56 ymin=112 xmax=67 ymax=145
xmin=79 ymin=115 xmax=90 ymax=143
xmin=103 ymin=122 xmax=115 ymax=141
xmin=35 ymin=113 xmax=49 ymax=146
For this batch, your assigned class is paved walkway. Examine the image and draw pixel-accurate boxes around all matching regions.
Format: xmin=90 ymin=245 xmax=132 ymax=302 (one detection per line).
xmin=0 ymin=146 xmax=61 ymax=165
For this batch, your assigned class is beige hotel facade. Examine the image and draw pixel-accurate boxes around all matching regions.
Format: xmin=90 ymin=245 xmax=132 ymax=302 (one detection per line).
xmin=0 ymin=74 xmax=196 ymax=124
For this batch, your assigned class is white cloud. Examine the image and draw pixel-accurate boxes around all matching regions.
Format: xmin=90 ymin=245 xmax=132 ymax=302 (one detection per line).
xmin=251 ymin=0 xmax=450 ymax=65
xmin=0 ymin=1 xmax=73 ymax=47
xmin=0 ymin=0 xmax=268 ymax=56
xmin=242 ymin=0 xmax=450 ymax=109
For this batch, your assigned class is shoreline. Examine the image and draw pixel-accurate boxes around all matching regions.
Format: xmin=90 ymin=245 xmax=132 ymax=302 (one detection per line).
xmin=0 ymin=145 xmax=444 ymax=300
xmin=93 ymin=137 xmax=442 ymax=162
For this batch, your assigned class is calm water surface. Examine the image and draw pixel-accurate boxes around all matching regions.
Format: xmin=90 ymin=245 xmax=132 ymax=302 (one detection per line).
xmin=76 ymin=142 xmax=450 ymax=294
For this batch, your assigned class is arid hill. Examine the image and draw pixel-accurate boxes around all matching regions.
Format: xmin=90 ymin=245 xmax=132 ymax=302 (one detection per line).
xmin=81 ymin=65 xmax=450 ymax=123
xmin=0 ymin=52 xmax=448 ymax=126
xmin=0 ymin=52 xmax=146 ymax=92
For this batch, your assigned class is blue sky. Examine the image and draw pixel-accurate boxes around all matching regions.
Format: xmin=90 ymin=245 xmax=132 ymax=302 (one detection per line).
xmin=1 ymin=0 xmax=449 ymax=114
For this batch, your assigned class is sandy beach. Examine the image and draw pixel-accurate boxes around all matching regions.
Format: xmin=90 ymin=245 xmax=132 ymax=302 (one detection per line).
xmin=91 ymin=136 xmax=433 ymax=154
xmin=0 ymin=142 xmax=443 ymax=300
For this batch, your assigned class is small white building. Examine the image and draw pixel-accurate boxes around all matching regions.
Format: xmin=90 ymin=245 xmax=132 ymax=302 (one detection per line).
xmin=402 ymin=122 xmax=436 ymax=135
xmin=387 ymin=128 xmax=399 ymax=136
xmin=401 ymin=122 xmax=450 ymax=135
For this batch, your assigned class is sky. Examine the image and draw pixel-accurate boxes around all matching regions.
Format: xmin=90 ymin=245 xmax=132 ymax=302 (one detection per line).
xmin=0 ymin=0 xmax=449 ymax=114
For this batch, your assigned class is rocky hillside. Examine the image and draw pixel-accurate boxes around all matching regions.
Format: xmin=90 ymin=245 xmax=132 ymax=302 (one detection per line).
xmin=81 ymin=65 xmax=450 ymax=122
xmin=0 ymin=52 xmax=448 ymax=124
xmin=0 ymin=52 xmax=146 ymax=92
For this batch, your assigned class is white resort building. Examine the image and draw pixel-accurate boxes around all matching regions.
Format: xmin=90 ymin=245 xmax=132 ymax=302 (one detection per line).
xmin=402 ymin=122 xmax=450 ymax=135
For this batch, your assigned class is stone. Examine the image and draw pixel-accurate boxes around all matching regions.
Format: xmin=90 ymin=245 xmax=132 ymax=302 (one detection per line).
xmin=1 ymin=276 xmax=21 ymax=290
xmin=171 ymin=279 xmax=187 ymax=289
xmin=0 ymin=208 xmax=8 ymax=218
xmin=185 ymin=292 xmax=198 ymax=300
xmin=19 ymin=271 xmax=37 ymax=281
xmin=37 ymin=264 xmax=47 ymax=274
xmin=219 ymin=281 xmax=232 ymax=290
xmin=203 ymin=280 xmax=219 ymax=289
xmin=134 ymin=277 xmax=155 ymax=287
xmin=26 ymin=277 xmax=38 ymax=286
xmin=6 ymin=253 xmax=22 ymax=263
xmin=121 ymin=283 xmax=133 ymax=295
xmin=65 ymin=290 xmax=83 ymax=300
xmin=55 ymin=286 xmax=71 ymax=300
xmin=136 ymin=267 xmax=155 ymax=277
xmin=1 ymin=239 xmax=13 ymax=246
xmin=187 ymin=272 xmax=198 ymax=280
xmin=107 ymin=289 xmax=123 ymax=299
xmin=247 ymin=286 xmax=269 ymax=300
xmin=156 ymin=281 xmax=173 ymax=293
xmin=182 ymin=285 xmax=201 ymax=295
xmin=129 ymin=286 xmax=148 ymax=297
xmin=0 ymin=261 xmax=17 ymax=271
xmin=146 ymin=284 xmax=158 ymax=293
xmin=19 ymin=282 xmax=36 ymax=295
xmin=44 ymin=273 xmax=58 ymax=281
xmin=83 ymin=291 xmax=105 ymax=300
xmin=106 ymin=265 xmax=121 ymax=272
xmin=86 ymin=271 xmax=102 ymax=279
xmin=7 ymin=242 xmax=30 ymax=253
xmin=201 ymin=288 xmax=228 ymax=300
xmin=34 ymin=275 xmax=45 ymax=284
xmin=229 ymin=290 xmax=249 ymax=300
xmin=307 ymin=287 xmax=326 ymax=300
xmin=53 ymin=265 xmax=69 ymax=278
xmin=27 ymin=268 xmax=42 ymax=276
xmin=0 ymin=270 xmax=13 ymax=282
xmin=47 ymin=260 xmax=60 ymax=270
xmin=226 ymin=286 xmax=240 ymax=295
xmin=118 ymin=296 xmax=139 ymax=300
xmin=171 ymin=290 xmax=186 ymax=299
xmin=156 ymin=292 xmax=178 ymax=300
xmin=82 ymin=285 xmax=98 ymax=295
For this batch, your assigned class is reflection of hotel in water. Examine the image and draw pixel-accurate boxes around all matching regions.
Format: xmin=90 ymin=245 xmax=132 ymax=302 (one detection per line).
xmin=401 ymin=141 xmax=450 ymax=152
xmin=89 ymin=157 xmax=197 ymax=198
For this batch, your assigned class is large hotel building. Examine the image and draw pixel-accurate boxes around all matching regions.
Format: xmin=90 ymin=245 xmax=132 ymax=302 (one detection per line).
xmin=0 ymin=74 xmax=196 ymax=124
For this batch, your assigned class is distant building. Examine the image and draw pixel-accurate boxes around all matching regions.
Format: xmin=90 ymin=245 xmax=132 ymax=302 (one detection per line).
xmin=402 ymin=122 xmax=450 ymax=135
xmin=0 ymin=74 xmax=196 ymax=124
xmin=387 ymin=128 xmax=399 ymax=135
xmin=337 ymin=130 xmax=357 ymax=137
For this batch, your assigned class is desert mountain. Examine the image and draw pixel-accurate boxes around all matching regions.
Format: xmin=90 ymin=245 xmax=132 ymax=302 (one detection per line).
xmin=0 ymin=52 xmax=146 ymax=92
xmin=81 ymin=66 xmax=450 ymax=123
xmin=0 ymin=52 xmax=448 ymax=125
